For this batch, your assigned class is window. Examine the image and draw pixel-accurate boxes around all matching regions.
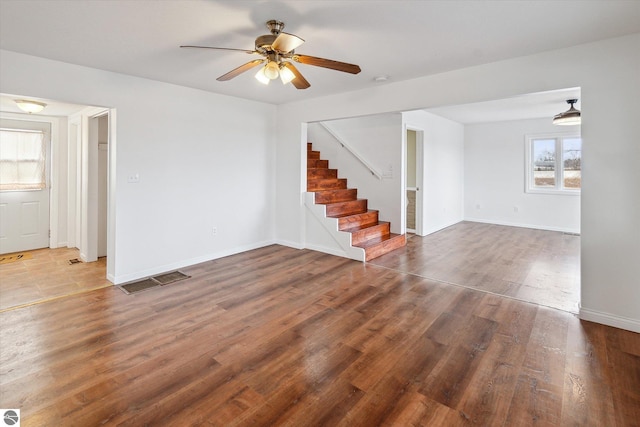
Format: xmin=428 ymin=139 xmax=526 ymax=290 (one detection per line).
xmin=526 ymin=134 xmax=581 ymax=194
xmin=0 ymin=128 xmax=46 ymax=191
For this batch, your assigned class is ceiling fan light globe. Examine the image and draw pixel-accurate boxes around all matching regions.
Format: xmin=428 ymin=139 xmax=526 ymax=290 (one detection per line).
xmin=279 ymin=65 xmax=296 ymax=84
xmin=264 ymin=61 xmax=280 ymax=79
xmin=552 ymin=113 xmax=581 ymax=125
xmin=255 ymin=67 xmax=270 ymax=85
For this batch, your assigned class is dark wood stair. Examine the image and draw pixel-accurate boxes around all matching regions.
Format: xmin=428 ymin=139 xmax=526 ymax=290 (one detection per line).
xmin=307 ymin=142 xmax=406 ymax=261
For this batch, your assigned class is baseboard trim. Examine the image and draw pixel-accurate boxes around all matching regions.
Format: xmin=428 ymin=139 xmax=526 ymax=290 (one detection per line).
xmin=579 ymin=306 xmax=640 ymax=333
xmin=464 ymin=218 xmax=580 ymax=234
xmin=304 ymin=243 xmax=349 ymax=259
xmin=274 ymin=239 xmax=304 ymax=250
xmin=113 ymin=240 xmax=276 ymax=285
xmin=420 ymin=220 xmax=463 ymax=237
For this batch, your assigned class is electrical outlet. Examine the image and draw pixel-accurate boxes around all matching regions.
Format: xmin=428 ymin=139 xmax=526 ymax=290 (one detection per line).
xmin=513 ymin=206 xmax=519 ymax=213
xmin=127 ymin=173 xmax=140 ymax=183
xmin=212 ymin=227 xmax=218 ymax=236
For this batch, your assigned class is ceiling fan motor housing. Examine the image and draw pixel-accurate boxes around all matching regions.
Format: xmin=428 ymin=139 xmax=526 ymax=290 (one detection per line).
xmin=255 ymin=34 xmax=278 ymax=52
xmin=266 ymin=20 xmax=285 ymax=35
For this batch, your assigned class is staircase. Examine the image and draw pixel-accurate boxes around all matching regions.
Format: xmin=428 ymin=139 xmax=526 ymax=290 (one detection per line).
xmin=306 ymin=142 xmax=406 ymax=261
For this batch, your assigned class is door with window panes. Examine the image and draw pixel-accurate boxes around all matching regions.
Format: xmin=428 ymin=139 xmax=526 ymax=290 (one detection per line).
xmin=0 ymin=119 xmax=50 ymax=254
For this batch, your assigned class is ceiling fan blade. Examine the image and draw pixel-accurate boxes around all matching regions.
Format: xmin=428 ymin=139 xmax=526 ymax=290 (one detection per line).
xmin=283 ymin=63 xmax=310 ymax=89
xmin=217 ymin=59 xmax=265 ymax=81
xmin=292 ymin=54 xmax=361 ymax=74
xmin=271 ymin=32 xmax=305 ymax=53
xmin=180 ymin=45 xmax=257 ymax=54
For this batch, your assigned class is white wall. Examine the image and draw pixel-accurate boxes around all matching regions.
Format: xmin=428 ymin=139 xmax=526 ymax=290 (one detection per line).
xmin=402 ymin=110 xmax=464 ymax=235
xmin=275 ymin=34 xmax=640 ymax=333
xmin=464 ymin=118 xmax=580 ymax=233
xmin=0 ymin=49 xmax=277 ymax=284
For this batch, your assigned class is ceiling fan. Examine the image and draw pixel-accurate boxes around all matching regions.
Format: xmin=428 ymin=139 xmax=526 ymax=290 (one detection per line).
xmin=181 ymin=20 xmax=361 ymax=89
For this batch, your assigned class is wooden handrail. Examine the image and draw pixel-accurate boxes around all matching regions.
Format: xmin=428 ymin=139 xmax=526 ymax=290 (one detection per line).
xmin=318 ymin=122 xmax=383 ymax=180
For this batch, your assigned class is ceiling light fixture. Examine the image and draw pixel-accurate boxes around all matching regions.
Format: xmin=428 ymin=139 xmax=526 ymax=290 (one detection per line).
xmin=15 ymin=99 xmax=47 ymax=114
xmin=255 ymin=66 xmax=270 ymax=85
xmin=264 ymin=61 xmax=280 ymax=80
xmin=279 ymin=64 xmax=296 ymax=84
xmin=255 ymin=60 xmax=297 ymax=86
xmin=553 ymin=99 xmax=581 ymax=125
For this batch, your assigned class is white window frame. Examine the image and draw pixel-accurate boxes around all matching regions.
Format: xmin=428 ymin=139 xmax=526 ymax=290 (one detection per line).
xmin=525 ymin=132 xmax=581 ymax=195
xmin=0 ymin=125 xmax=50 ymax=192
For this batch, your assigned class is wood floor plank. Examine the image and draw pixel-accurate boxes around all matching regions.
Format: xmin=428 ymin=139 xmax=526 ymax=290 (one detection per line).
xmin=419 ymin=313 xmax=499 ymax=408
xmin=0 ymin=243 xmax=636 ymax=426
xmin=561 ymin=319 xmax=617 ymax=426
xmin=456 ymin=298 xmax=538 ymax=425
xmin=506 ymin=306 xmax=568 ymax=426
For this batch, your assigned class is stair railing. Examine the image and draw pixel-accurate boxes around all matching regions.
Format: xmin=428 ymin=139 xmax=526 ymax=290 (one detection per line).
xmin=319 ymin=122 xmax=384 ymax=180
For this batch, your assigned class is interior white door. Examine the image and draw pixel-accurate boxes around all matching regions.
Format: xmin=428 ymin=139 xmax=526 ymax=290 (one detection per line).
xmin=0 ymin=189 xmax=49 ymax=254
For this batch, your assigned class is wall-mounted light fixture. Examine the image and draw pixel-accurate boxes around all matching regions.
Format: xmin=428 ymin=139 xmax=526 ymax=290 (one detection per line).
xmin=14 ymin=99 xmax=47 ymax=114
xmin=553 ymin=99 xmax=581 ymax=125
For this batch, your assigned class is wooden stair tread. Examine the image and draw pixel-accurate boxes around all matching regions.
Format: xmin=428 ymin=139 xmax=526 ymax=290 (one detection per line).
xmin=324 ymin=199 xmax=368 ymax=217
xmin=336 ymin=210 xmax=379 ymax=226
xmin=307 ymin=159 xmax=329 ymax=168
xmin=326 ymin=203 xmax=370 ymax=218
xmin=307 ymin=178 xmax=348 ymax=191
xmin=308 ymin=168 xmax=338 ymax=177
xmin=354 ymin=233 xmax=403 ymax=248
xmin=314 ymin=188 xmax=357 ymax=204
xmin=342 ymin=221 xmax=389 ymax=233
xmin=319 ymin=197 xmax=364 ymax=205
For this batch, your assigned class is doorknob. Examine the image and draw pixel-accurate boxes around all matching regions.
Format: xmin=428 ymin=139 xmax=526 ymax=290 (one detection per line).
xmin=416 ymin=187 xmax=420 ymax=191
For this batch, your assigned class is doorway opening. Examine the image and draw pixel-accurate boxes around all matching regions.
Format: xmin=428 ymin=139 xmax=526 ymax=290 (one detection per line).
xmin=404 ymin=128 xmax=423 ymax=235
xmin=0 ymin=94 xmax=116 ymax=310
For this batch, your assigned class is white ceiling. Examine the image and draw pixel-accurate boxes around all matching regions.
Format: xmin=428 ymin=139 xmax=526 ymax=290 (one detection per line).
xmin=1 ymin=0 xmax=638 ymax=108
xmin=426 ymin=87 xmax=581 ymax=124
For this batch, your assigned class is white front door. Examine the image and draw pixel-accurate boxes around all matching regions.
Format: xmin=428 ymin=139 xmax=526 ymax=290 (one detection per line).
xmin=0 ymin=189 xmax=49 ymax=254
xmin=0 ymin=119 xmax=51 ymax=254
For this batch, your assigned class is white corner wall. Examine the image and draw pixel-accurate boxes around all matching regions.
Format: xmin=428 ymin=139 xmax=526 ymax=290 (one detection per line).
xmin=402 ymin=110 xmax=464 ymax=235
xmin=0 ymin=49 xmax=277 ymax=284
xmin=276 ymin=34 xmax=640 ymax=333
xmin=464 ymin=118 xmax=580 ymax=233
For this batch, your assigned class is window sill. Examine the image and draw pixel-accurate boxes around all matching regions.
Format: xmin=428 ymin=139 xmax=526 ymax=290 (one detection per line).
xmin=525 ymin=188 xmax=581 ymax=196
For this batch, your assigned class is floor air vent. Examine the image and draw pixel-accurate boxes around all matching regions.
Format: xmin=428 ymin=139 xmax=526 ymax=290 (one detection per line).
xmin=119 ymin=271 xmax=190 ymax=295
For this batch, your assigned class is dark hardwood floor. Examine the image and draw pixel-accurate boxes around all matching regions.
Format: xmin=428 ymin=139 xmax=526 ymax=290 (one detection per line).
xmin=1 ymin=244 xmax=638 ymax=426
xmin=370 ymin=222 xmax=580 ymax=313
